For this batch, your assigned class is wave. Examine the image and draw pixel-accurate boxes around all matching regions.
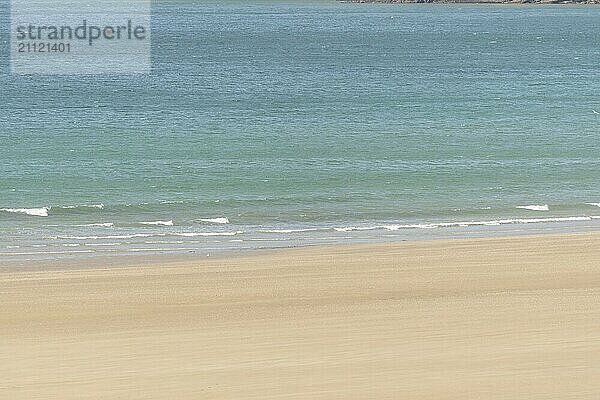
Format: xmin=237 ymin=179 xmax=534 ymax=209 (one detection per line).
xmin=333 ymin=216 xmax=597 ymax=232
xmin=200 ymin=217 xmax=229 ymax=224
xmin=0 ymin=207 xmax=49 ymax=217
xmin=261 ymin=228 xmax=321 ymax=233
xmin=83 ymin=242 xmax=123 ymax=247
xmin=58 ymin=233 xmax=156 ymax=240
xmin=60 ymin=203 xmax=104 ymax=210
xmin=1 ymin=204 xmax=107 ymax=218
xmin=56 ymin=231 xmax=243 ymax=240
xmin=73 ymin=222 xmax=114 ymax=227
xmin=125 ymin=202 xmax=149 ymax=207
xmin=174 ymin=231 xmax=242 ymax=237
xmin=140 ymin=220 xmax=174 ymax=226
xmin=586 ymin=203 xmax=600 ymax=208
xmin=334 ymin=224 xmax=416 ymax=232
xmin=516 ymin=204 xmax=549 ymax=211
xmin=334 ymin=225 xmax=391 ymax=232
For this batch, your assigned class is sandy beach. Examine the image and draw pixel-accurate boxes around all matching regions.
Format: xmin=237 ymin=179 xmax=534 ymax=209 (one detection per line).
xmin=2 ymin=233 xmax=600 ymax=399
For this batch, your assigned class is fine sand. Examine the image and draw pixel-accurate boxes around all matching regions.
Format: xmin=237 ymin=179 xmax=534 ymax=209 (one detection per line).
xmin=2 ymin=233 xmax=600 ymax=399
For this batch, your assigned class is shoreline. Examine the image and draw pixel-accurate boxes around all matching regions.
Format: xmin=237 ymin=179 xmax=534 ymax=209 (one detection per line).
xmin=340 ymin=0 xmax=600 ymax=4
xmin=2 ymin=218 xmax=600 ymax=267
xmin=0 ymin=214 xmax=600 ymax=271
xmin=3 ymin=231 xmax=600 ymax=399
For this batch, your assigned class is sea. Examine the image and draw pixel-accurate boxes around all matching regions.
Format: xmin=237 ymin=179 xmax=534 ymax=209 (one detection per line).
xmin=1 ymin=1 xmax=600 ymax=261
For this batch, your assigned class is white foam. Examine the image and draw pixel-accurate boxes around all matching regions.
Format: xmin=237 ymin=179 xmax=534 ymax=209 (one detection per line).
xmin=516 ymin=205 xmax=549 ymax=212
xmin=200 ymin=217 xmax=230 ymax=224
xmin=433 ymin=216 xmax=591 ymax=227
xmin=481 ymin=221 xmax=502 ymax=226
xmin=0 ymin=207 xmax=49 ymax=217
xmin=59 ymin=233 xmax=156 ymax=240
xmin=61 ymin=203 xmax=104 ymax=209
xmin=334 ymin=225 xmax=401 ymax=232
xmin=586 ymin=203 xmax=600 ymax=208
xmin=126 ymin=248 xmax=196 ymax=253
xmin=140 ymin=220 xmax=174 ymax=226
xmin=334 ymin=226 xmax=380 ymax=232
xmin=403 ymin=224 xmax=438 ymax=229
xmin=500 ymin=216 xmax=590 ymax=224
xmin=175 ymin=231 xmax=242 ymax=237
xmin=73 ymin=223 xmax=114 ymax=227
xmin=333 ymin=216 xmax=594 ymax=233
xmin=262 ymin=228 xmax=320 ymax=233
xmin=83 ymin=242 xmax=123 ymax=247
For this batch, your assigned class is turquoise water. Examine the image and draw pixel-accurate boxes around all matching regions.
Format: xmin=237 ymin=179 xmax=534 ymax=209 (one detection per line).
xmin=1 ymin=2 xmax=600 ymax=259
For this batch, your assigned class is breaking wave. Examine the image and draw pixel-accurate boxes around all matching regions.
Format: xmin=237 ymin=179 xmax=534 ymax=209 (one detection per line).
xmin=200 ymin=217 xmax=230 ymax=224
xmin=140 ymin=220 xmax=174 ymax=226
xmin=0 ymin=207 xmax=50 ymax=217
xmin=516 ymin=205 xmax=549 ymax=212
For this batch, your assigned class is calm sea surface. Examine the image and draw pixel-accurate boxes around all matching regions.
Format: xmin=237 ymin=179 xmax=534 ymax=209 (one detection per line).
xmin=1 ymin=2 xmax=600 ymax=260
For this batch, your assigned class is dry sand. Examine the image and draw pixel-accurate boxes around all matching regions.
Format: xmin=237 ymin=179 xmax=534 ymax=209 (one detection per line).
xmin=2 ymin=233 xmax=600 ymax=399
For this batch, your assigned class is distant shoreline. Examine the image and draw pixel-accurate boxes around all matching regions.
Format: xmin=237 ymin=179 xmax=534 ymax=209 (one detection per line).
xmin=340 ymin=0 xmax=599 ymax=4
